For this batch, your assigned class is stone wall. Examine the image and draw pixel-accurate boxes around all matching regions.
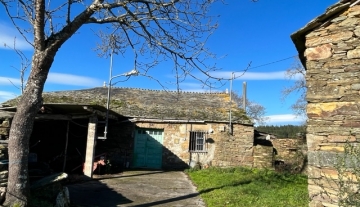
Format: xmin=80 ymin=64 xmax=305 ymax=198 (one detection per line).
xmin=0 ymin=119 xmax=10 ymax=140
xmin=301 ymin=4 xmax=360 ymax=206
xmin=271 ymin=138 xmax=307 ymax=173
xmin=212 ymin=123 xmax=254 ymax=168
xmin=0 ymin=119 xmax=9 ymax=188
xmin=0 ymin=119 xmax=9 ymax=203
xmin=253 ymin=140 xmax=273 ymax=169
xmin=272 ymin=138 xmax=306 ymax=162
xmin=102 ymin=121 xmax=254 ymax=170
xmin=0 ymin=145 xmax=8 ymax=189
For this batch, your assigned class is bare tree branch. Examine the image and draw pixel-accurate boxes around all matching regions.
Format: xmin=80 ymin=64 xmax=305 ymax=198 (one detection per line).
xmin=4 ymin=38 xmax=31 ymax=94
xmin=282 ymin=57 xmax=306 ymax=116
xmin=232 ymin=92 xmax=268 ymax=125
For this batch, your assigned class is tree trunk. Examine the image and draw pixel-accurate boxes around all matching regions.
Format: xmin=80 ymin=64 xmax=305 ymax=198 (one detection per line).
xmin=5 ymin=50 xmax=56 ymax=206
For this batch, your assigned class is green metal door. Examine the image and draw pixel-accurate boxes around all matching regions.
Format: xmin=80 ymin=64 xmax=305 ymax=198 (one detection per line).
xmin=133 ymin=129 xmax=163 ymax=169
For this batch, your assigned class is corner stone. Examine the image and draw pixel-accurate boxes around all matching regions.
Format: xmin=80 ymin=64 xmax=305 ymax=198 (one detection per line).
xmin=305 ymin=44 xmax=333 ymax=61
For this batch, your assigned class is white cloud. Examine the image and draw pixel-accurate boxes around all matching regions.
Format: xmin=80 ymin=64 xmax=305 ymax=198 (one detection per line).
xmin=236 ymin=71 xmax=286 ymax=80
xmin=210 ymin=71 xmax=295 ymax=81
xmin=0 ymin=22 xmax=32 ymax=51
xmin=0 ymin=91 xmax=17 ymax=103
xmin=0 ymin=77 xmax=21 ymax=85
xmin=264 ymin=114 xmax=306 ymax=125
xmin=47 ymin=72 xmax=103 ymax=87
xmin=0 ymin=72 xmax=103 ymax=87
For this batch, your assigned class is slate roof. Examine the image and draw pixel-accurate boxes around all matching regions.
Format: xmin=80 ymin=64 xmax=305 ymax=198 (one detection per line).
xmin=4 ymin=87 xmax=251 ymax=124
xmin=291 ymin=0 xmax=358 ymax=68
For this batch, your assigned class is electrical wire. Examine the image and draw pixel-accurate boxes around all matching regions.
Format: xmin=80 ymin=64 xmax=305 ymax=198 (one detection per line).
xmin=246 ymin=55 xmax=297 ymax=71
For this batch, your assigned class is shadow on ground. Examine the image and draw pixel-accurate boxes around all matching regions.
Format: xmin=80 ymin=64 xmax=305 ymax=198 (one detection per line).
xmin=67 ymin=170 xmax=205 ymax=207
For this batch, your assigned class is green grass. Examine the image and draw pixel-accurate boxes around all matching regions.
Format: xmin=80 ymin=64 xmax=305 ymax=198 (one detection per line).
xmin=186 ymin=167 xmax=308 ymax=207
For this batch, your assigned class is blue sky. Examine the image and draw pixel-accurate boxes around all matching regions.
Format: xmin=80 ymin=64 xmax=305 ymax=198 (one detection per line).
xmin=0 ymin=0 xmax=338 ymax=125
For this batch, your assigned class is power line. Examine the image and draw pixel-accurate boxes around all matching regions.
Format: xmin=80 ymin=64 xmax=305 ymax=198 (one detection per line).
xmin=229 ymin=55 xmax=298 ymax=80
xmin=246 ymin=55 xmax=297 ymax=71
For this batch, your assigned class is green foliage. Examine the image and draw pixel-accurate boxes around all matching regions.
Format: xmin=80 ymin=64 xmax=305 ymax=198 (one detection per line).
xmin=256 ymin=125 xmax=306 ymax=138
xmin=187 ymin=167 xmax=308 ymax=207
xmin=335 ymin=141 xmax=360 ymax=207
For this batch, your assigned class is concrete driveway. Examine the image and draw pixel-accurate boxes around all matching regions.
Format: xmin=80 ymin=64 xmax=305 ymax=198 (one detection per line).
xmin=67 ymin=170 xmax=205 ymax=207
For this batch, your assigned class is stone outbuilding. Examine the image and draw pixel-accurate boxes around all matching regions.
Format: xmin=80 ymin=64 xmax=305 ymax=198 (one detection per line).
xmin=1 ymin=87 xmax=255 ymax=175
xmin=291 ymin=0 xmax=360 ymax=206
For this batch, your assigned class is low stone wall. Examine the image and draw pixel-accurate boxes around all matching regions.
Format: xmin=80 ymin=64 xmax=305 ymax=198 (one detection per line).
xmin=271 ymin=138 xmax=307 ymax=173
xmin=253 ymin=140 xmax=273 ymax=169
xmin=272 ymin=138 xmax=304 ymax=162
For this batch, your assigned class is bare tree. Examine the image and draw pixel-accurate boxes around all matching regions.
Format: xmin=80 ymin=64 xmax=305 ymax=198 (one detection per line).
xmin=4 ymin=38 xmax=31 ymax=94
xmin=282 ymin=58 xmax=306 ymax=116
xmin=0 ymin=0 xmax=229 ymax=205
xmin=232 ymin=92 xmax=267 ymax=125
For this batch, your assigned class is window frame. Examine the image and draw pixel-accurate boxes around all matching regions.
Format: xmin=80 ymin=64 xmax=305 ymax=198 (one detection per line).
xmin=188 ymin=131 xmax=207 ymax=153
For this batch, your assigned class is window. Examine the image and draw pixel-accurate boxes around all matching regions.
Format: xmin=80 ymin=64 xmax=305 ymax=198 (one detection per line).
xmin=189 ymin=131 xmax=207 ymax=152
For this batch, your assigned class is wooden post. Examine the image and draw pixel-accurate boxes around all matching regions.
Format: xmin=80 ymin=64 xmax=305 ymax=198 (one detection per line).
xmin=84 ymin=116 xmax=97 ymax=178
xmin=62 ymin=121 xmax=70 ymax=172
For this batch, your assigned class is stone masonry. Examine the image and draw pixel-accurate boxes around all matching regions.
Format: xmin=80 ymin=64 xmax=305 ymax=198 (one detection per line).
xmin=103 ymin=121 xmax=254 ymax=169
xmin=291 ymin=1 xmax=360 ymax=206
xmin=0 ymin=119 xmax=10 ymax=203
xmin=253 ymin=143 xmax=273 ymax=169
xmin=0 ymin=119 xmax=10 ymax=140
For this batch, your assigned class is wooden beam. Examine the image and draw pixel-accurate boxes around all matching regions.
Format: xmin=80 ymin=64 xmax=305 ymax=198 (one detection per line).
xmin=35 ymin=114 xmax=71 ymax=120
xmin=0 ymin=111 xmax=15 ymax=119
xmin=84 ymin=116 xmax=97 ymax=178
xmin=83 ymin=106 xmax=118 ymax=120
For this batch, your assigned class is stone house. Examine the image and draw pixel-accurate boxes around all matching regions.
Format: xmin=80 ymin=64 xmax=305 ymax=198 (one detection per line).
xmin=291 ymin=0 xmax=360 ymax=206
xmin=1 ymin=87 xmax=255 ymax=176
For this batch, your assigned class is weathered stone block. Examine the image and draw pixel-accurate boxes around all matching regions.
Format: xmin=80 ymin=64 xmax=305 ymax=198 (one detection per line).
xmin=306 ymin=29 xmax=329 ymax=38
xmin=355 ymin=27 xmax=360 ymax=37
xmin=0 ymin=121 xmax=9 ymax=128
xmin=332 ymin=53 xmax=346 ymax=60
xmin=305 ymin=44 xmax=333 ymax=60
xmin=306 ymin=134 xmax=326 ymax=150
xmin=331 ymin=16 xmax=347 ymax=23
xmin=306 ymin=31 xmax=353 ymax=47
xmin=338 ymin=17 xmax=360 ymax=27
xmin=324 ymin=58 xmax=360 ymax=69
xmin=341 ymin=120 xmax=360 ymax=127
xmin=307 ymin=102 xmax=358 ymax=119
xmin=347 ymin=48 xmax=360 ymax=59
xmin=328 ymin=135 xmax=356 ymax=143
xmin=335 ymin=42 xmax=355 ymax=51
xmin=0 ymin=128 xmax=8 ymax=136
xmin=351 ymin=83 xmax=360 ymax=90
xmin=308 ymin=151 xmax=339 ymax=168
xmin=319 ymin=145 xmax=344 ymax=152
